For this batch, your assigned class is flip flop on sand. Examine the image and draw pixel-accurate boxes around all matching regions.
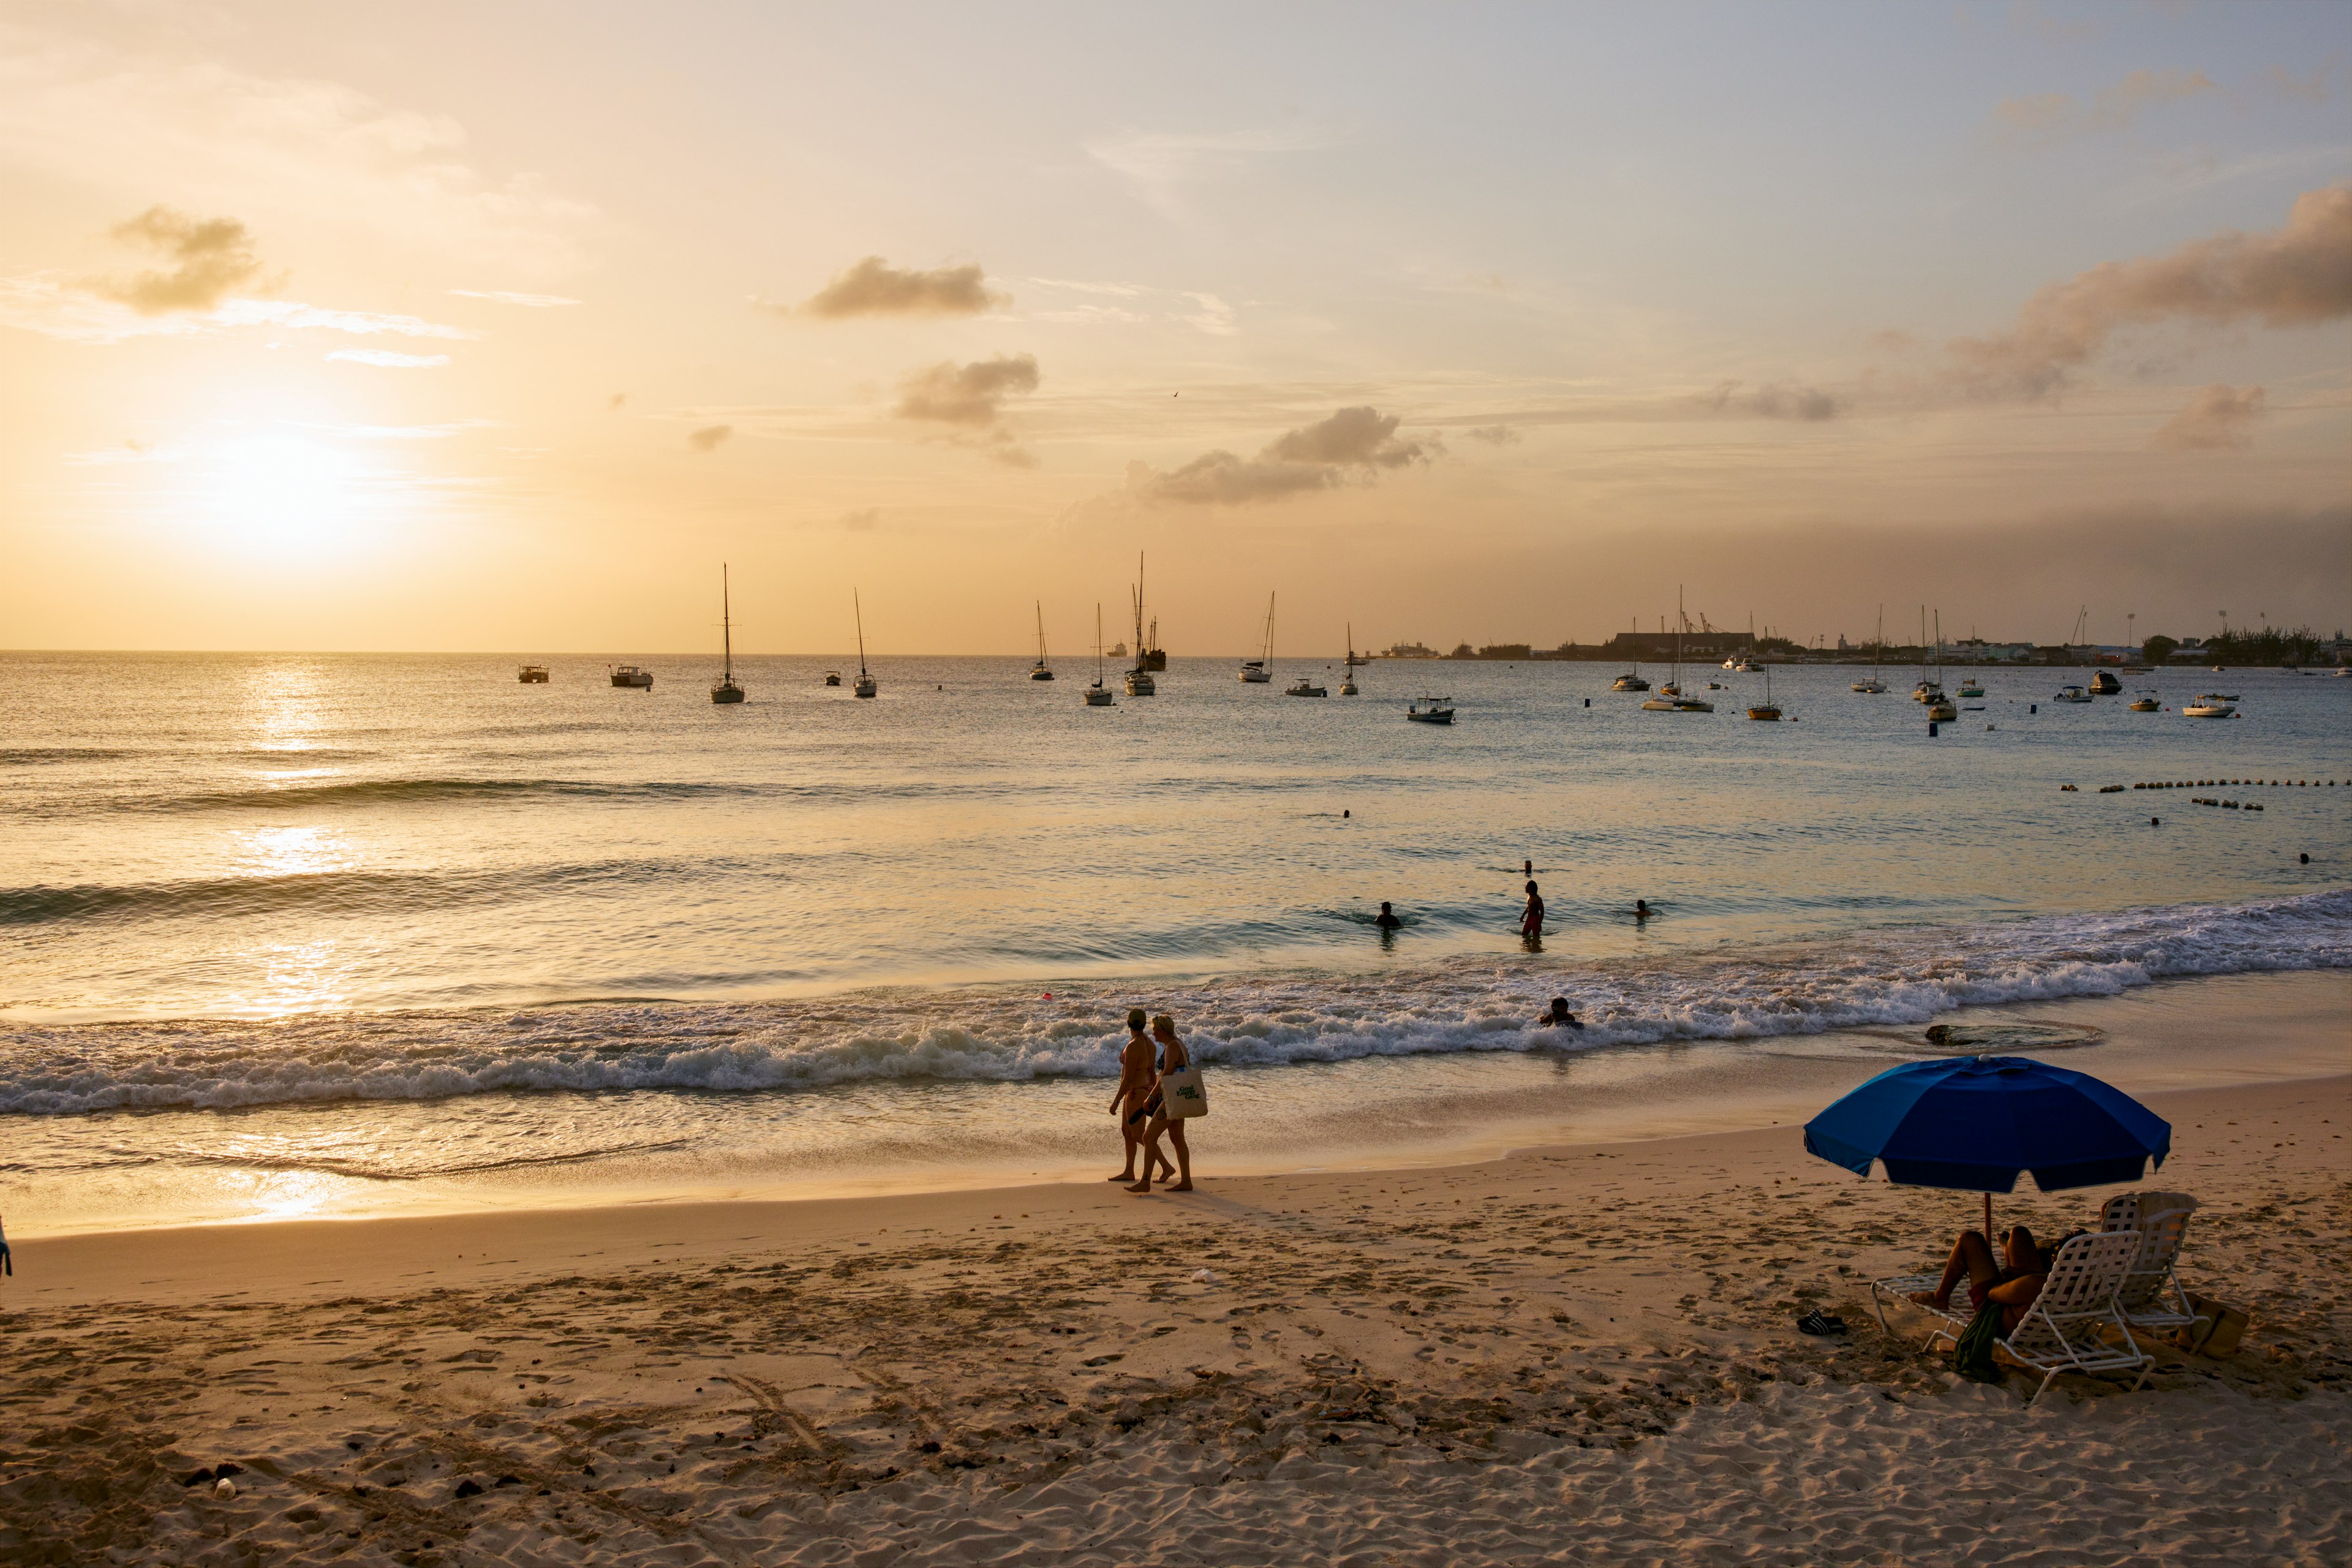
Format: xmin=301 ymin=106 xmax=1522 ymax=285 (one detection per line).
xmin=1795 ymin=1310 xmax=1848 ymax=1336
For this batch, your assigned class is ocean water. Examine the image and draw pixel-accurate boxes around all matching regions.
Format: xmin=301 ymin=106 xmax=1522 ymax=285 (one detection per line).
xmin=3 ymin=651 xmax=2346 ymax=1231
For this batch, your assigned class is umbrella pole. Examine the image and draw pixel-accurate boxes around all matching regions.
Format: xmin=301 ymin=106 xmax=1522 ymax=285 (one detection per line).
xmin=1984 ymin=1191 xmax=1992 ymax=1241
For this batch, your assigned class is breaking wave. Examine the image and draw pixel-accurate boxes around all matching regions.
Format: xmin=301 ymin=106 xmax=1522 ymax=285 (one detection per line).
xmin=2 ymin=890 xmax=2343 ymax=1117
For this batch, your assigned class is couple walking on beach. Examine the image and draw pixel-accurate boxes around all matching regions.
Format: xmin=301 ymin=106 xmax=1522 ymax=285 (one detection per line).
xmin=1109 ymin=1008 xmax=1197 ymax=1194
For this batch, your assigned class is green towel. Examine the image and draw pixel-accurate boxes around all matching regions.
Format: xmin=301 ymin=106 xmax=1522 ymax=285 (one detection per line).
xmin=1953 ymin=1301 xmax=2005 ymax=1383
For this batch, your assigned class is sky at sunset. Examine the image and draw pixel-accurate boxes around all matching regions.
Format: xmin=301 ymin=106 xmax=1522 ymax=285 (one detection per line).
xmin=2 ymin=1 xmax=2347 ymax=657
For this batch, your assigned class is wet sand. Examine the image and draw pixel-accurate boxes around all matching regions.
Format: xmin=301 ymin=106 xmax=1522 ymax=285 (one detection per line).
xmin=4 ymin=1001 xmax=2346 ymax=1562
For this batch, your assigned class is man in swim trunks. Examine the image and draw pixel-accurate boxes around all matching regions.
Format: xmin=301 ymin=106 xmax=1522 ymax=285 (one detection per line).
xmin=1109 ymin=1008 xmax=1173 ymax=1185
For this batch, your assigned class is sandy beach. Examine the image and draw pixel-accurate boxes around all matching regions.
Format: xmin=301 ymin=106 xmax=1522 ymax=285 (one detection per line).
xmin=5 ymin=980 xmax=2347 ymax=1566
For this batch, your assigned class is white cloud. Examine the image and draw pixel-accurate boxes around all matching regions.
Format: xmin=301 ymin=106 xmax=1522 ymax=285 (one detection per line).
xmin=326 ymin=349 xmax=448 ymax=368
xmin=0 ymin=275 xmax=473 ymax=345
xmin=1023 ymin=277 xmax=1237 ymax=335
xmin=1082 ymin=126 xmax=1335 ymax=216
xmin=448 ymin=290 xmax=582 ymax=307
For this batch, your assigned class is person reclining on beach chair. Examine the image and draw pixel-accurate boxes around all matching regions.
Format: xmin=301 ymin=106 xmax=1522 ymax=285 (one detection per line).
xmin=1907 ymin=1223 xmax=2082 ymax=1335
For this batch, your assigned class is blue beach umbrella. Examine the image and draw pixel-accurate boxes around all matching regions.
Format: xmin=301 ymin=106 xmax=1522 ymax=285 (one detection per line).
xmin=1804 ymin=1055 xmax=2171 ymax=1234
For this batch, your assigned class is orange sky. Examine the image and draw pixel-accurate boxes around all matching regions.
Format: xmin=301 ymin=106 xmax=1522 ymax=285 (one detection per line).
xmin=2 ymin=4 xmax=2346 ymax=654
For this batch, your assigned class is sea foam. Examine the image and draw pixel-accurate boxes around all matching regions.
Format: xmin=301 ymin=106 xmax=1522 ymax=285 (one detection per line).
xmin=2 ymin=891 xmax=2343 ymax=1117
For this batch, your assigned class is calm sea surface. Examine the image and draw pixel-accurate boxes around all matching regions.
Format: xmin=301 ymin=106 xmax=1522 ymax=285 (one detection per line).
xmin=4 ymin=652 xmax=2346 ymax=1231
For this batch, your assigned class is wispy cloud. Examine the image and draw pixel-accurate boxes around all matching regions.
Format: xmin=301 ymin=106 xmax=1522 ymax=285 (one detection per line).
xmin=2154 ymin=384 xmax=2266 ymax=450
xmin=1130 ymin=406 xmax=1434 ymax=507
xmin=1943 ymin=182 xmax=2352 ymax=399
xmin=1084 ymin=126 xmax=1334 ymax=216
xmin=788 ymin=257 xmax=1006 ymax=319
xmin=1025 ymin=277 xmax=1237 ymax=336
xmin=837 ymin=508 xmax=880 ymax=532
xmin=449 ymin=289 xmax=581 ymax=307
xmin=326 ymin=349 xmax=448 ymax=368
xmin=1994 ymin=69 xmax=2217 ymax=143
xmin=688 ymin=424 xmax=733 ymax=453
xmin=62 ymin=439 xmax=186 ymax=466
xmin=892 ymin=354 xmax=1041 ymax=464
xmin=0 ymin=273 xmax=473 ymax=345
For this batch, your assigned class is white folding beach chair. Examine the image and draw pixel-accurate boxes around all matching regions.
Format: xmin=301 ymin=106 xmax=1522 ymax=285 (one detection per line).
xmin=2114 ymin=1195 xmax=2199 ymax=1335
xmin=1932 ymin=1231 xmax=2150 ymax=1406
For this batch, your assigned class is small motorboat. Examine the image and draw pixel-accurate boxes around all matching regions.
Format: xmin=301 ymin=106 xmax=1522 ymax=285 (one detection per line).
xmin=1124 ymin=669 xmax=1156 ymax=696
xmin=1643 ymin=694 xmax=1714 ymax=712
xmin=1611 ymin=670 xmax=1650 ymax=692
xmin=1957 ymin=678 xmax=1985 ymax=698
xmin=2089 ymin=670 xmax=2122 ymax=695
xmin=1406 ymin=696 xmax=1455 ymax=723
xmin=1926 ymin=697 xmax=1958 ymax=722
xmin=2182 ymin=696 xmax=2236 ymax=718
xmin=518 ymin=663 xmax=550 ymax=684
xmin=2052 ymin=684 xmax=2092 ymax=703
xmin=1285 ymin=676 xmax=1327 ymax=698
xmin=609 ymin=665 xmax=653 ymax=688
xmin=824 ymin=671 xmax=842 ymax=687
xmin=2128 ymin=694 xmax=2160 ymax=712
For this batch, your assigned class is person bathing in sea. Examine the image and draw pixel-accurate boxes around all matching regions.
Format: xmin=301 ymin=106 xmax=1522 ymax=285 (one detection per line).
xmin=1634 ymin=899 xmax=1651 ymax=921
xmin=1520 ymin=881 xmax=1545 ymax=940
xmin=1128 ymin=1014 xmax=1195 ymax=1195
xmin=1536 ymin=997 xmax=1582 ymax=1029
xmin=1374 ymin=901 xmax=1402 ymax=931
xmin=1109 ymin=1008 xmax=1174 ymax=1185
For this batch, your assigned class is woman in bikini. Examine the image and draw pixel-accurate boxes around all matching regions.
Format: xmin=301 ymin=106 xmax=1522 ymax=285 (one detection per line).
xmin=1127 ymin=1014 xmax=1194 ymax=1194
xmin=1908 ymin=1223 xmax=2076 ymax=1333
xmin=1109 ymin=1008 xmax=1174 ymax=1185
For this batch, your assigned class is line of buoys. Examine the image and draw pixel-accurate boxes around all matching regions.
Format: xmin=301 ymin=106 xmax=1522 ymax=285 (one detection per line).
xmin=2134 ymin=778 xmax=2337 ymax=790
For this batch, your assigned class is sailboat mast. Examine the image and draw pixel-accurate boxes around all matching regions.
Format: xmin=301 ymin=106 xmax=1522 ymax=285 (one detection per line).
xmin=722 ymin=564 xmax=733 ymax=680
xmin=855 ymin=590 xmax=868 ymax=677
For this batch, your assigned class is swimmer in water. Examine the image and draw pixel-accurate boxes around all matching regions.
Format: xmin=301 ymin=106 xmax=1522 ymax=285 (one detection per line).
xmin=1537 ymin=997 xmax=1582 ymax=1029
xmin=1634 ymin=899 xmax=1651 ymax=921
xmin=1521 ymin=881 xmax=1544 ymax=940
xmin=1374 ymin=901 xmax=1402 ymax=931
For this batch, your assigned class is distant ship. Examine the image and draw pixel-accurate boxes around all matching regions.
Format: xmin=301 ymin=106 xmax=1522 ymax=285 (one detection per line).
xmin=518 ymin=663 xmax=549 ymax=684
xmin=609 ymin=665 xmax=652 ymax=688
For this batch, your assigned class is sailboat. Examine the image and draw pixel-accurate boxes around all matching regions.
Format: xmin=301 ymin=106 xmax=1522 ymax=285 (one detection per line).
xmin=710 ymin=565 xmax=745 ymax=704
xmin=851 ymin=590 xmax=877 ymax=698
xmin=1925 ymin=611 xmax=1958 ymax=721
xmin=1239 ymin=594 xmax=1275 ymax=682
xmin=1745 ymin=661 xmax=1781 ymax=720
xmin=1852 ymin=606 xmax=1887 ymax=693
xmin=1123 ymin=560 xmax=1156 ymax=695
xmin=1912 ymin=608 xmax=1943 ymax=704
xmin=1340 ymin=624 xmax=1359 ymax=695
xmin=1085 ymin=604 xmax=1117 ymax=706
xmin=1030 ymin=602 xmax=1055 ymax=680
xmin=1642 ymin=590 xmax=1714 ymax=711
xmin=1135 ymin=553 xmax=1167 ymax=671
xmin=1612 ymin=662 xmax=1649 ymax=692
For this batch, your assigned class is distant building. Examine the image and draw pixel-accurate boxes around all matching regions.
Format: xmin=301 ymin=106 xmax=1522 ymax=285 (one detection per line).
xmin=1477 ymin=643 xmax=1533 ymax=660
xmin=1602 ymin=629 xmax=1754 ymax=660
xmin=1381 ymin=641 xmax=1438 ymax=658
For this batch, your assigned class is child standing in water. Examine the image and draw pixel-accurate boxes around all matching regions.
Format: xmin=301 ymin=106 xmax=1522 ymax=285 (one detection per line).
xmin=1521 ymin=880 xmax=1545 ymax=940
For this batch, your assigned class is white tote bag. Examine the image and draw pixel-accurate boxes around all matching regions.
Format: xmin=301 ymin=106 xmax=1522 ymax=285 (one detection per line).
xmin=1156 ymin=1065 xmax=1208 ymax=1118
